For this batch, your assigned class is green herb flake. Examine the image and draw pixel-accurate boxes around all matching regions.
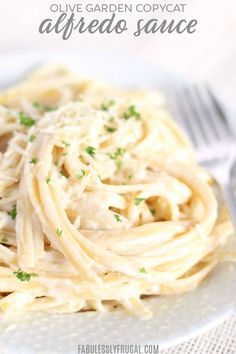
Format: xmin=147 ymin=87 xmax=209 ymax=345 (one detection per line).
xmin=149 ymin=208 xmax=156 ymax=216
xmin=45 ymin=176 xmax=51 ymax=184
xmin=128 ymin=174 xmax=133 ymax=180
xmin=8 ymin=205 xmax=17 ymax=220
xmin=139 ymin=268 xmax=147 ymax=274
xmin=56 ymin=228 xmax=62 ymax=237
xmin=105 ymin=126 xmax=117 ymax=133
xmin=101 ymin=100 xmax=115 ymax=111
xmin=61 ymin=170 xmax=69 ymax=179
xmin=76 ymin=169 xmax=85 ymax=180
xmin=0 ymin=236 xmax=8 ymax=244
xmin=29 ymin=134 xmax=36 ymax=142
xmin=109 ymin=148 xmax=125 ymax=160
xmin=29 ymin=158 xmax=37 ymax=164
xmin=134 ymin=197 xmax=145 ymax=206
xmin=33 ymin=102 xmax=56 ymax=113
xmin=13 ymin=269 xmax=38 ymax=282
xmin=19 ymin=112 xmax=36 ymax=127
xmin=114 ymin=214 xmax=122 ymax=223
xmin=86 ymin=146 xmax=96 ymax=157
xmin=62 ymin=140 xmax=70 ymax=148
xmin=123 ymin=105 xmax=141 ymax=120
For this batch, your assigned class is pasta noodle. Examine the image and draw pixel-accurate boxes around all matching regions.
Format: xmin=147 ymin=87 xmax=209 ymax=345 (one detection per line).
xmin=0 ymin=65 xmax=233 ymax=318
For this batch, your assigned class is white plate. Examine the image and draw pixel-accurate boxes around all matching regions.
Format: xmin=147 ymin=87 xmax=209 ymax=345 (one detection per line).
xmin=0 ymin=51 xmax=236 ymax=354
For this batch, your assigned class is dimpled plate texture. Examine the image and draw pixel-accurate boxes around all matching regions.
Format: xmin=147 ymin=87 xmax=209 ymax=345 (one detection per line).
xmin=0 ymin=52 xmax=236 ymax=354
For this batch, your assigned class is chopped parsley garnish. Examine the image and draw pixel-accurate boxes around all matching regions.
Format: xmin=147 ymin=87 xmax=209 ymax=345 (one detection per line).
xmin=0 ymin=236 xmax=8 ymax=244
xmin=13 ymin=269 xmax=38 ymax=282
xmin=123 ymin=105 xmax=140 ymax=120
xmin=8 ymin=205 xmax=17 ymax=220
xmin=29 ymin=134 xmax=36 ymax=142
xmin=33 ymin=102 xmax=56 ymax=112
xmin=128 ymin=174 xmax=133 ymax=180
xmin=105 ymin=126 xmax=117 ymax=133
xmin=109 ymin=148 xmax=125 ymax=160
xmin=29 ymin=158 xmax=37 ymax=164
xmin=56 ymin=228 xmax=62 ymax=237
xmin=62 ymin=140 xmax=70 ymax=148
xmin=45 ymin=176 xmax=51 ymax=184
xmin=149 ymin=208 xmax=156 ymax=216
xmin=134 ymin=197 xmax=145 ymax=206
xmin=19 ymin=112 xmax=36 ymax=127
xmin=61 ymin=170 xmax=69 ymax=179
xmin=76 ymin=169 xmax=85 ymax=180
xmin=139 ymin=268 xmax=147 ymax=274
xmin=101 ymin=100 xmax=115 ymax=111
xmin=86 ymin=146 xmax=96 ymax=157
xmin=114 ymin=214 xmax=122 ymax=223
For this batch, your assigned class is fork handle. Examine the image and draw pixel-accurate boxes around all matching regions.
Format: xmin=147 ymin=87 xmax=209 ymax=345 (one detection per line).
xmin=221 ymin=183 xmax=236 ymax=231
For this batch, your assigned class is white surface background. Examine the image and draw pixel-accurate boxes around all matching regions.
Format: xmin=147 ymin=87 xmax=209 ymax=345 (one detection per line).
xmin=0 ymin=0 xmax=235 ymax=105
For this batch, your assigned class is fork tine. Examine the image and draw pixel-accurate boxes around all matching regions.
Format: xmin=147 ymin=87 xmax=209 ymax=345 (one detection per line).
xmin=173 ymin=84 xmax=233 ymax=149
xmin=176 ymin=87 xmax=207 ymax=147
xmin=166 ymin=84 xmax=195 ymax=138
xmin=202 ymin=86 xmax=233 ymax=140
xmin=184 ymin=86 xmax=220 ymax=145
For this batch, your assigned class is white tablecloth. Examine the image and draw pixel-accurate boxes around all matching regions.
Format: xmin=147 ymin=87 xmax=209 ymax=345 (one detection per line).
xmin=162 ymin=314 xmax=236 ymax=353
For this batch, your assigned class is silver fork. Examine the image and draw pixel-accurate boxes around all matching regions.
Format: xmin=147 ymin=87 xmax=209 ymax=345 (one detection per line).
xmin=173 ymin=85 xmax=236 ymax=229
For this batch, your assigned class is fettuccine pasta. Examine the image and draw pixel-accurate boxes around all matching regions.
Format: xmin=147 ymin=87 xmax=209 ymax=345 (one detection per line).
xmin=0 ymin=65 xmax=233 ymax=318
